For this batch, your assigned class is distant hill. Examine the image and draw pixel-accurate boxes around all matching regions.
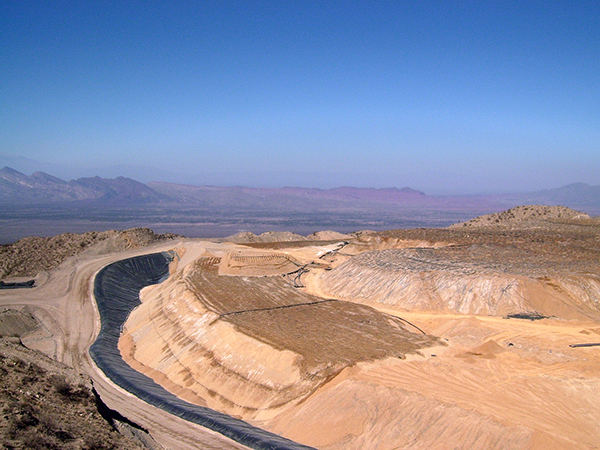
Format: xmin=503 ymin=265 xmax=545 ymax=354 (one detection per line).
xmin=525 ymin=183 xmax=600 ymax=210
xmin=147 ymin=181 xmax=430 ymax=210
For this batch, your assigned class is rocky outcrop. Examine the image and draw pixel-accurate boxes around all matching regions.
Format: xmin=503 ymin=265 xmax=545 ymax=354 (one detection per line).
xmin=451 ymin=205 xmax=590 ymax=228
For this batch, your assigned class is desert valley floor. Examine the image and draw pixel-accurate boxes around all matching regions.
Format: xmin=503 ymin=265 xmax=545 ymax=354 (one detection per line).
xmin=1 ymin=205 xmax=600 ymax=449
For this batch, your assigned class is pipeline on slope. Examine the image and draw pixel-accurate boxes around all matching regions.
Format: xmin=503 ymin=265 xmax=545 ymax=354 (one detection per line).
xmin=89 ymin=252 xmax=317 ymax=450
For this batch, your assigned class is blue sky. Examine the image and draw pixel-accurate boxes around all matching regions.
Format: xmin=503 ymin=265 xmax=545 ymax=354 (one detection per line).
xmin=1 ymin=1 xmax=599 ymax=194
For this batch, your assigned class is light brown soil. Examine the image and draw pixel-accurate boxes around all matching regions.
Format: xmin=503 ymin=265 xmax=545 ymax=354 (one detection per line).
xmin=0 ymin=237 xmax=252 ymax=450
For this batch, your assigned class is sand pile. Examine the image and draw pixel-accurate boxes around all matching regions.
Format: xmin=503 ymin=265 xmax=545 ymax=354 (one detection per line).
xmin=305 ymin=230 xmax=351 ymax=240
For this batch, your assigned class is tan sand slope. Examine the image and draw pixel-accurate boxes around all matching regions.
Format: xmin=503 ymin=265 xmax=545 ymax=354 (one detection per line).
xmin=120 ymin=249 xmax=439 ymax=420
xmin=266 ymin=313 xmax=600 ymax=449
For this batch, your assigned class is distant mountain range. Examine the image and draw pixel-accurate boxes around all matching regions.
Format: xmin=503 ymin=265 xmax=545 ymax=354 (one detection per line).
xmin=1 ymin=166 xmax=599 ymax=215
xmin=0 ymin=167 xmax=169 ymax=206
xmin=0 ymin=166 xmax=431 ymax=210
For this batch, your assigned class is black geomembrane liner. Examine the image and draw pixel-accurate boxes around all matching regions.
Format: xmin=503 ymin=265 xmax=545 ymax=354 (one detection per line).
xmin=90 ymin=252 xmax=316 ymax=450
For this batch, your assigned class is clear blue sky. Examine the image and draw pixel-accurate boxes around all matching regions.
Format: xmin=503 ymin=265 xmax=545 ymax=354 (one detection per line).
xmin=1 ymin=1 xmax=599 ymax=194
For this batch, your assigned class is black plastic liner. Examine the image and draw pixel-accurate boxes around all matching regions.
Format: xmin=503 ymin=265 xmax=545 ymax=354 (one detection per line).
xmin=0 ymin=279 xmax=35 ymax=289
xmin=90 ymin=252 xmax=316 ymax=450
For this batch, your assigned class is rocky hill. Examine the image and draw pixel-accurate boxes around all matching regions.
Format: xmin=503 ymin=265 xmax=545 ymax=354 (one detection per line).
xmin=0 ymin=228 xmax=179 ymax=279
xmin=224 ymin=231 xmax=308 ymax=243
xmin=450 ymin=205 xmax=591 ymax=228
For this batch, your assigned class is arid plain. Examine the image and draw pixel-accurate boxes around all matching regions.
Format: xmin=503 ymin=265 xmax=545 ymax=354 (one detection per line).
xmin=1 ymin=206 xmax=600 ymax=449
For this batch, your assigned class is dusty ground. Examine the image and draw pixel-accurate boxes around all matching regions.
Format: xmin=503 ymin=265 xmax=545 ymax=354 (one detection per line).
xmin=263 ymin=312 xmax=600 ymax=449
xmin=1 ymin=208 xmax=599 ymax=449
xmin=0 ymin=237 xmax=252 ymax=450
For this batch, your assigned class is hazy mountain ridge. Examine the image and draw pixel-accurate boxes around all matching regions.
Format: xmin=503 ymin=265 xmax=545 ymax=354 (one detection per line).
xmin=147 ymin=181 xmax=430 ymax=211
xmin=0 ymin=167 xmax=98 ymax=203
xmin=524 ymin=182 xmax=600 ymax=209
xmin=0 ymin=167 xmax=171 ymax=206
xmin=1 ymin=166 xmax=599 ymax=215
xmin=71 ymin=176 xmax=172 ymax=205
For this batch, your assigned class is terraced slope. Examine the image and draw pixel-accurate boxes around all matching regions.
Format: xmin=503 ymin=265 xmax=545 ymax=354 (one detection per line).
xmin=120 ymin=252 xmax=439 ymax=421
